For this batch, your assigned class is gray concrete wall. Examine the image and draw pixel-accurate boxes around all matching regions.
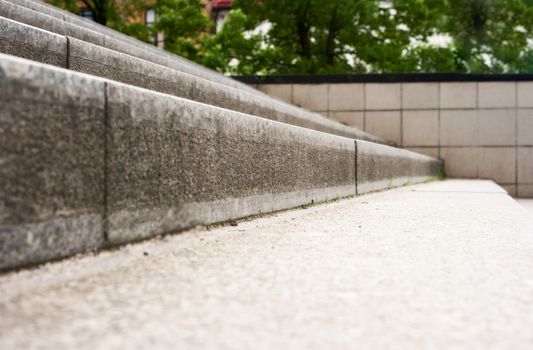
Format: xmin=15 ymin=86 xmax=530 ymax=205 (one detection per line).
xmin=0 ymin=54 xmax=441 ymax=271
xmin=257 ymin=82 xmax=533 ymax=197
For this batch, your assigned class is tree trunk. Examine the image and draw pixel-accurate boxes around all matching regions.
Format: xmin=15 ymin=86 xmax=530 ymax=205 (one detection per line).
xmin=325 ymin=6 xmax=338 ymax=65
xmin=296 ymin=0 xmax=311 ymax=59
xmin=82 ymin=0 xmax=108 ymax=26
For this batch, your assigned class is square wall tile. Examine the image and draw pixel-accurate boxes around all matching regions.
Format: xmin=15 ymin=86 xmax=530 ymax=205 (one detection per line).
xmin=293 ymin=84 xmax=328 ymax=111
xmin=518 ymin=184 xmax=533 ymax=198
xmin=478 ymin=82 xmax=515 ymax=108
xmin=328 ymin=84 xmax=364 ymax=111
xmin=405 ymin=147 xmax=439 ymax=159
xmin=365 ymin=111 xmax=401 ymax=145
xmin=440 ymin=110 xmax=477 ymax=146
xmin=518 ymin=147 xmax=533 ymax=183
xmin=365 ymin=83 xmax=401 ymax=110
xmin=518 ymin=109 xmax=533 ymax=145
xmin=402 ymin=110 xmax=439 ymax=146
xmin=329 ymin=111 xmax=365 ymax=130
xmin=258 ymin=84 xmax=292 ymax=103
xmin=440 ymin=82 xmax=477 ymax=109
xmin=402 ymin=83 xmax=439 ymax=109
xmin=440 ymin=147 xmax=478 ymax=178
xmin=518 ymin=82 xmax=533 ymax=108
xmin=478 ymin=147 xmax=516 ymax=183
xmin=478 ymin=109 xmax=516 ymax=146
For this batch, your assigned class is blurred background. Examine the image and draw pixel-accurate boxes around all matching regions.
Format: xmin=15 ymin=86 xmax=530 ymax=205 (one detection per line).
xmin=47 ymin=0 xmax=533 ymax=75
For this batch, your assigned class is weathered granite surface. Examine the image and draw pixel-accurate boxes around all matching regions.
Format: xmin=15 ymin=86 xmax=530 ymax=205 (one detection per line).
xmin=356 ymin=140 xmax=442 ymax=194
xmin=106 ymin=82 xmax=357 ymax=243
xmin=0 ymin=54 xmax=105 ymax=270
xmin=0 ymin=0 xmax=105 ymax=45
xmin=0 ymin=16 xmax=67 ymax=67
xmin=68 ymin=38 xmax=383 ymax=142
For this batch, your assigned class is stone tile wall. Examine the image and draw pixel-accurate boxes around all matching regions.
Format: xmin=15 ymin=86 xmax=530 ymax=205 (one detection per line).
xmin=256 ymin=81 xmax=533 ymax=197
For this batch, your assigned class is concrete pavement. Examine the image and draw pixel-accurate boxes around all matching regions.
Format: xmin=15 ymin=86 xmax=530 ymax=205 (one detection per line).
xmin=517 ymin=199 xmax=533 ymax=216
xmin=1 ymin=180 xmax=533 ymax=349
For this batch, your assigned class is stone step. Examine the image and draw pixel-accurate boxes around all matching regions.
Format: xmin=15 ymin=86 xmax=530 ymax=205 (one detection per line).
xmin=0 ymin=54 xmax=441 ymax=271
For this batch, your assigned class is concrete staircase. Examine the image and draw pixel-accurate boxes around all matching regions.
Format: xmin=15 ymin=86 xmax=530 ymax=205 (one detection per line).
xmin=0 ymin=0 xmax=441 ymax=271
xmin=3 ymin=3 xmax=533 ymax=348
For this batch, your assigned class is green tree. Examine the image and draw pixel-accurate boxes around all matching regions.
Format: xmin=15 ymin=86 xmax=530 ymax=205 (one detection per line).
xmin=389 ymin=0 xmax=461 ymax=72
xmin=154 ymin=0 xmax=212 ymax=60
xmin=435 ymin=0 xmax=503 ymax=72
xmin=222 ymin=0 xmax=469 ymax=74
xmin=200 ymin=9 xmax=273 ymax=74
xmin=49 ymin=0 xmax=533 ymax=74
xmin=399 ymin=0 xmax=533 ymax=73
xmin=232 ymin=0 xmax=390 ymax=74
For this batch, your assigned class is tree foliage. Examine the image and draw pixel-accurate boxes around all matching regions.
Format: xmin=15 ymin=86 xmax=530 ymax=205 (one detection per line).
xmin=50 ymin=0 xmax=533 ymax=74
xmin=200 ymin=9 xmax=271 ymax=74
xmin=207 ymin=0 xmax=533 ymax=74
xmin=452 ymin=0 xmax=533 ymax=72
xmin=154 ymin=0 xmax=212 ymax=60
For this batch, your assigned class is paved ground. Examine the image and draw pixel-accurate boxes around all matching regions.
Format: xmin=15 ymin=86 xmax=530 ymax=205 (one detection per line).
xmin=517 ymin=199 xmax=533 ymax=216
xmin=1 ymin=180 xmax=533 ymax=350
